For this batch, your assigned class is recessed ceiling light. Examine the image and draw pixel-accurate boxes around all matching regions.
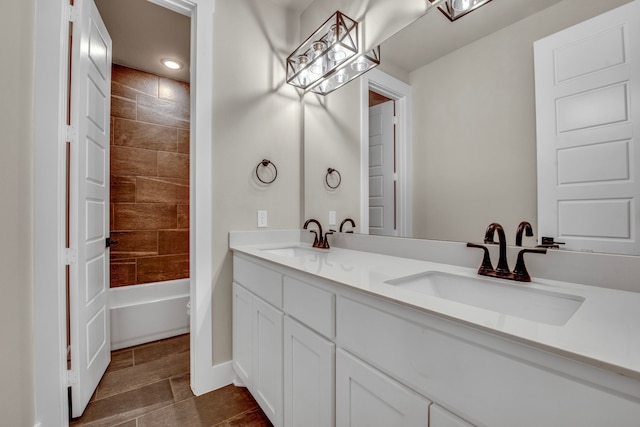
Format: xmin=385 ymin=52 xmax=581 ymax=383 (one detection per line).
xmin=161 ymin=58 xmax=183 ymax=70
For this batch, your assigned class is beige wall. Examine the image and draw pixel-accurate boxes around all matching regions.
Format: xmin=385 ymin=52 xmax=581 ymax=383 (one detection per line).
xmin=211 ymin=0 xmax=301 ymax=364
xmin=0 ymin=0 xmax=35 ymax=425
xmin=300 ymin=0 xmax=426 ymax=53
xmin=304 ymin=82 xmax=362 ymax=231
xmin=411 ymin=0 xmax=631 ymax=243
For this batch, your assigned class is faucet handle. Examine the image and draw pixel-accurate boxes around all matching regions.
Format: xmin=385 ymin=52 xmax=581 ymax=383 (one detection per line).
xmin=339 ymin=218 xmax=356 ymax=233
xmin=513 ymin=248 xmax=547 ymax=282
xmin=466 ymin=243 xmax=494 ymax=275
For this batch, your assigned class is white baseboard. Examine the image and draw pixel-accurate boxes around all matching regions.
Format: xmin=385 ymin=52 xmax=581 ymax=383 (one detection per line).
xmin=110 ymin=280 xmax=190 ymax=350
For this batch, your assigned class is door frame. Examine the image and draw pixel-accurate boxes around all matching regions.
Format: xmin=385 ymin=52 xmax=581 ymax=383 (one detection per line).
xmin=359 ymin=69 xmax=413 ymax=237
xmin=33 ymin=0 xmax=216 ymax=425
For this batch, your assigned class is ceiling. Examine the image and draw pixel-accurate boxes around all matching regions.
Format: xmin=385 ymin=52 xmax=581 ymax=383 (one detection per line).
xmin=382 ymin=0 xmax=564 ymax=73
xmin=94 ymin=0 xmax=564 ymax=84
xmin=270 ymin=0 xmax=315 ymax=11
xmin=94 ymin=0 xmax=315 ymax=83
xmin=95 ymin=0 xmax=191 ymax=82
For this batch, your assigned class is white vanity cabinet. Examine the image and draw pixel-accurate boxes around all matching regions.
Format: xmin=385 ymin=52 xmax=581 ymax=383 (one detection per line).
xmin=336 ymin=295 xmax=640 ymax=427
xmin=232 ymin=251 xmax=640 ymax=427
xmin=284 ymin=317 xmax=335 ymax=427
xmin=283 ymin=275 xmax=336 ymax=427
xmin=336 ymin=349 xmax=431 ymax=426
xmin=232 ymin=257 xmax=284 ymax=427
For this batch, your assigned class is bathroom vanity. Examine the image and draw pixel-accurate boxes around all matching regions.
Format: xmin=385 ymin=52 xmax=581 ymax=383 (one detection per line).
xmin=230 ymin=230 xmax=640 ymax=427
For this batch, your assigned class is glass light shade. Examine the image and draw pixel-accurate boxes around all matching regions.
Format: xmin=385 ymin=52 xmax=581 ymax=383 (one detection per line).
xmin=427 ymin=0 xmax=493 ymax=21
xmin=310 ymin=45 xmax=380 ymax=95
xmin=286 ymin=11 xmax=358 ymax=90
xmin=309 ymin=41 xmax=328 ymax=75
xmin=327 ymin=24 xmax=347 ymax=61
xmin=451 ymin=0 xmax=472 ymax=11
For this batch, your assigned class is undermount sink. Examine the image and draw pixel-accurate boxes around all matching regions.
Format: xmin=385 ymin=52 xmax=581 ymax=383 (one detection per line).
xmin=261 ymin=246 xmax=322 ymax=258
xmin=385 ymin=271 xmax=584 ymax=326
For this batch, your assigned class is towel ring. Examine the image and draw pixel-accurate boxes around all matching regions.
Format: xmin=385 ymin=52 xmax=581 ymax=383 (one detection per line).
xmin=325 ymin=168 xmax=341 ymax=189
xmin=256 ymin=159 xmax=277 ymax=184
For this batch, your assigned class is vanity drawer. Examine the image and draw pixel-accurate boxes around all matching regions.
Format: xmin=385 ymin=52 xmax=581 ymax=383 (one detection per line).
xmin=233 ymin=256 xmax=283 ymax=308
xmin=283 ymin=276 xmax=335 ymax=338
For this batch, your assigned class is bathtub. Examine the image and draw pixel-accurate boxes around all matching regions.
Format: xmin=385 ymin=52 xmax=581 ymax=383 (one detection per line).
xmin=109 ymin=279 xmax=190 ymax=350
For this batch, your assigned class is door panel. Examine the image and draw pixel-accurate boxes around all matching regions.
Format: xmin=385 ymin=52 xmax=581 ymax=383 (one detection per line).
xmin=336 ymin=349 xmax=430 ymax=426
xmin=535 ymin=0 xmax=640 ymax=255
xmin=284 ymin=317 xmax=335 ymax=427
xmin=253 ymin=297 xmax=283 ymax=426
xmin=369 ymin=101 xmax=396 ymax=236
xmin=68 ymin=0 xmax=112 ymax=417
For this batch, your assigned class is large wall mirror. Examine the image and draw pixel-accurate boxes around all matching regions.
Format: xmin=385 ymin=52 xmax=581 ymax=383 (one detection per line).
xmin=302 ymin=0 xmax=634 ymax=254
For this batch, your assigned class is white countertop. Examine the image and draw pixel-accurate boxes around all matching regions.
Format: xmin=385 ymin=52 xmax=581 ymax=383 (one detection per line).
xmin=230 ymin=234 xmax=640 ymax=381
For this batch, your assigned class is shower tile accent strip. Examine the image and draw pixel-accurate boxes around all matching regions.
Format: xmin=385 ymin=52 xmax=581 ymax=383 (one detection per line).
xmin=110 ymin=64 xmax=190 ymax=287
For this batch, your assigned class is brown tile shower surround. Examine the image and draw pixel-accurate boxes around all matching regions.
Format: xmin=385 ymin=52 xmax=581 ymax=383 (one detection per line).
xmin=109 ymin=64 xmax=190 ymax=287
xmin=70 ymin=334 xmax=272 ymax=427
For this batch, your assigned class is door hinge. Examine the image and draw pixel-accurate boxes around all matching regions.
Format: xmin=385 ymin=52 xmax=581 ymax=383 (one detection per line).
xmin=65 ymin=248 xmax=77 ymax=265
xmin=67 ymin=369 xmax=79 ymax=387
xmin=393 ymin=116 xmax=398 ymax=125
xmin=67 ymin=4 xmax=80 ymax=22
xmin=66 ymin=125 xmax=78 ymax=144
xmin=393 ymin=173 xmax=398 ymax=181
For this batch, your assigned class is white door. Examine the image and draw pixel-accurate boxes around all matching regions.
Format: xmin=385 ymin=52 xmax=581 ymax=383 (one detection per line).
xmin=369 ymin=100 xmax=397 ymax=236
xmin=68 ymin=0 xmax=112 ymax=417
xmin=429 ymin=404 xmax=475 ymax=427
xmin=534 ymin=0 xmax=640 ymax=255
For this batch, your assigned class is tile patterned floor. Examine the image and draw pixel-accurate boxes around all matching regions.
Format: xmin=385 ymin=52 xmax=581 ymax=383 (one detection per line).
xmin=70 ymin=334 xmax=272 ymax=427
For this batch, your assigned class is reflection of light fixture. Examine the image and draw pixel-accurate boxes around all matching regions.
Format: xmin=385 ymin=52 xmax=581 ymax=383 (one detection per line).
xmin=309 ymin=46 xmax=380 ymax=95
xmin=161 ymin=58 xmax=183 ymax=70
xmin=451 ymin=0 xmax=472 ymax=11
xmin=427 ymin=0 xmax=493 ymax=21
xmin=286 ymin=11 xmax=379 ymax=96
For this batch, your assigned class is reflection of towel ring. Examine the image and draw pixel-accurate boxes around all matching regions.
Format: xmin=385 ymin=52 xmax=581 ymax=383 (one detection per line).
xmin=256 ymin=159 xmax=277 ymax=184
xmin=325 ymin=168 xmax=341 ymax=189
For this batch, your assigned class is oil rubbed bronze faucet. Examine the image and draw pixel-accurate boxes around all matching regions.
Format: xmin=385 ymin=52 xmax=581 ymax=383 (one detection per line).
xmin=339 ymin=218 xmax=356 ymax=233
xmin=467 ymin=222 xmax=547 ymax=282
xmin=483 ymin=222 xmax=510 ymax=276
xmin=303 ymin=218 xmax=332 ymax=249
xmin=515 ymin=221 xmax=533 ymax=246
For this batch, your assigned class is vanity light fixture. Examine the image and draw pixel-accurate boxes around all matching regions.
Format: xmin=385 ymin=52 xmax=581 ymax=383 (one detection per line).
xmin=286 ymin=11 xmax=380 ymax=96
xmin=161 ymin=58 xmax=183 ymax=70
xmin=427 ymin=0 xmax=493 ymax=21
xmin=310 ymin=46 xmax=380 ymax=95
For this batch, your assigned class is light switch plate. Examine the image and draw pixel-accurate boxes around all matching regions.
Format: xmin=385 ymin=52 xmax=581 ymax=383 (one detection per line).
xmin=257 ymin=210 xmax=268 ymax=228
xmin=329 ymin=211 xmax=336 ymax=225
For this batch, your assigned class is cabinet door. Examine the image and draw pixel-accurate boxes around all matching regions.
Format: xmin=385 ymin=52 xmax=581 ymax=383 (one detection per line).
xmin=232 ymin=283 xmax=253 ymax=387
xmin=284 ymin=317 xmax=335 ymax=427
xmin=254 ymin=296 xmax=284 ymax=427
xmin=336 ymin=349 xmax=430 ymax=427
xmin=429 ymin=404 xmax=475 ymax=427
